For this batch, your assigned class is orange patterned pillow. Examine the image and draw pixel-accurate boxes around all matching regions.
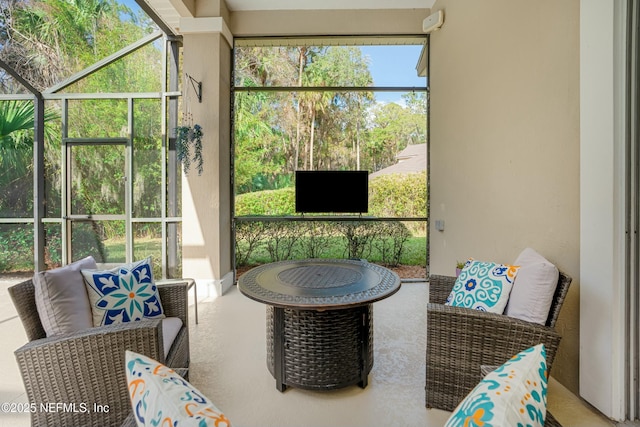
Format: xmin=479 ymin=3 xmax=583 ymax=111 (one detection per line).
xmin=444 ymin=344 xmax=548 ymax=426
xmin=125 ymin=351 xmax=231 ymax=427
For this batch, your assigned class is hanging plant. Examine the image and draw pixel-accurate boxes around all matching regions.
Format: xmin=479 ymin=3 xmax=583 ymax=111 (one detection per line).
xmin=176 ymin=123 xmax=203 ymax=175
xmin=177 ymin=73 xmax=204 ymax=175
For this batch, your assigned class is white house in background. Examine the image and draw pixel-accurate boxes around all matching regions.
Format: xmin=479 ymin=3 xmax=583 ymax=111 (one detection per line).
xmin=369 ymin=143 xmax=426 ymax=179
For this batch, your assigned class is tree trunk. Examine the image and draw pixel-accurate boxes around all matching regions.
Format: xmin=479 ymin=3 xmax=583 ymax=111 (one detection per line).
xmin=309 ymin=108 xmax=316 ymax=171
xmin=294 ymin=48 xmax=306 ymax=170
xmin=356 ymin=119 xmax=361 ymax=170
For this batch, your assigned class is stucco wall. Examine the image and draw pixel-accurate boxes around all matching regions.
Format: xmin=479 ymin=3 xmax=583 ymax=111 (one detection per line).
xmin=429 ymin=0 xmax=580 ymax=392
xmin=230 ymin=9 xmax=428 ymax=37
xmin=182 ymin=32 xmax=233 ymax=285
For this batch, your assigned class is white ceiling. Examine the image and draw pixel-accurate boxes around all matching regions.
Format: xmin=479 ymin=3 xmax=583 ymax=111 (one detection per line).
xmin=225 ymin=0 xmax=435 ymax=11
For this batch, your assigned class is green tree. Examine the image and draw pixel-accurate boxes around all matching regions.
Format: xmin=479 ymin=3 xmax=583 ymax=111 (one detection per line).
xmin=366 ymin=102 xmax=406 ymax=171
xmin=233 ymin=44 xmax=376 ymax=190
xmin=401 ymin=91 xmax=427 ymax=146
xmin=1 ymin=0 xmax=162 ymax=238
xmin=0 ymin=99 xmax=57 ymax=215
xmin=0 ymin=0 xmax=117 ymax=91
xmin=234 ymin=46 xmax=299 ymax=192
xmin=301 ymin=46 xmax=373 ymax=171
xmin=365 ymin=93 xmax=427 ymax=172
xmin=234 ymin=91 xmax=282 ymax=193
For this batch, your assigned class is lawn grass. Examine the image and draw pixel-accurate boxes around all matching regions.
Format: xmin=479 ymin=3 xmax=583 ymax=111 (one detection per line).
xmin=109 ymin=235 xmax=427 ymax=269
xmin=1 ymin=235 xmax=426 ymax=274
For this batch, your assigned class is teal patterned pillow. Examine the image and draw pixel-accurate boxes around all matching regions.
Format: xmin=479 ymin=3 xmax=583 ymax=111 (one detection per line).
xmin=444 ymin=344 xmax=548 ymax=427
xmin=445 ymin=259 xmax=520 ymax=313
xmin=82 ymin=257 xmax=165 ymax=327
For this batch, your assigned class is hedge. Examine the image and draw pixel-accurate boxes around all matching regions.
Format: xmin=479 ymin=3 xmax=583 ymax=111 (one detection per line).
xmin=235 ymin=171 xmax=427 ymax=218
xmin=234 ymin=172 xmax=427 ymax=267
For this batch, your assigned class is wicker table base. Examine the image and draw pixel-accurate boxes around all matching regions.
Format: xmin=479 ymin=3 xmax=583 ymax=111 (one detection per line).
xmin=238 ymin=259 xmax=400 ymax=392
xmin=266 ymin=304 xmax=374 ymax=391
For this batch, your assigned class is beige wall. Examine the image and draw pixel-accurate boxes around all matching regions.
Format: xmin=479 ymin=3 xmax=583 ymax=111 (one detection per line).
xmin=182 ymin=32 xmax=233 ymax=285
xmin=429 ymin=0 xmax=580 ymax=392
xmin=198 ymin=0 xmax=230 ymax=22
xmin=230 ymin=9 xmax=428 ymax=37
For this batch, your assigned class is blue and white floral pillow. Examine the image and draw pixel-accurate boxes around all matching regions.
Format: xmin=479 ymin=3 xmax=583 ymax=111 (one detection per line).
xmin=445 ymin=259 xmax=519 ymax=313
xmin=82 ymin=257 xmax=165 ymax=327
xmin=444 ymin=344 xmax=548 ymax=427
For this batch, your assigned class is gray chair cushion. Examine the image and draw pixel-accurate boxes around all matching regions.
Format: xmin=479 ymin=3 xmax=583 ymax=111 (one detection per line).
xmin=34 ymin=256 xmax=97 ymax=336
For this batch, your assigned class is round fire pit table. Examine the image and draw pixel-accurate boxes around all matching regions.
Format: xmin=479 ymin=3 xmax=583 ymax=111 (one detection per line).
xmin=237 ymin=258 xmax=401 ymax=392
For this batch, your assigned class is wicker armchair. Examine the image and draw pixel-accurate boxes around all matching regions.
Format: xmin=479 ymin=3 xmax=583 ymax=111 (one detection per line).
xmin=9 ymin=279 xmax=191 ymax=427
xmin=425 ymin=272 xmax=572 ymax=416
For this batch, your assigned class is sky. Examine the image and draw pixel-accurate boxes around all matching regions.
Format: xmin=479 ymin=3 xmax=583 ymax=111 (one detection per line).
xmin=360 ymin=45 xmax=426 ymax=87
xmin=120 ymin=0 xmax=140 ymax=12
xmin=360 ymin=45 xmax=427 ymax=103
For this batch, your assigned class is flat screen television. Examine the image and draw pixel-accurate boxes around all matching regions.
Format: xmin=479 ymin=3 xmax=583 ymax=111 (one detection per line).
xmin=295 ymin=170 xmax=369 ymax=213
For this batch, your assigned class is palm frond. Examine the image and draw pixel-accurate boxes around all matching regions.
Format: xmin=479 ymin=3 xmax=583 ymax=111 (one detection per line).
xmin=0 ymin=100 xmax=59 ymax=174
xmin=0 ymin=100 xmax=37 ymax=139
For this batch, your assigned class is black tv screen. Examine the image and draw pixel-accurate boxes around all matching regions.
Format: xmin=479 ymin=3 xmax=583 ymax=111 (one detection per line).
xmin=295 ymin=170 xmax=369 ymax=213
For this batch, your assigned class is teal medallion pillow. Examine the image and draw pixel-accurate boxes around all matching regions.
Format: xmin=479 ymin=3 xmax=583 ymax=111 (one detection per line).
xmin=126 ymin=350 xmax=231 ymax=427
xmin=444 ymin=344 xmax=548 ymax=427
xmin=81 ymin=257 xmax=165 ymax=327
xmin=445 ymin=259 xmax=520 ymax=313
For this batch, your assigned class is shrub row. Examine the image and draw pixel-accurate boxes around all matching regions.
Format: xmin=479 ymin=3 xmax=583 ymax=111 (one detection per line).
xmin=0 ymin=224 xmax=107 ymax=272
xmin=234 ymin=220 xmax=412 ymax=267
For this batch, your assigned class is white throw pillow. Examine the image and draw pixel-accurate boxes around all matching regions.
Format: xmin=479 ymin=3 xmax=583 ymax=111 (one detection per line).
xmin=444 ymin=344 xmax=548 ymax=427
xmin=34 ymin=256 xmax=97 ymax=336
xmin=126 ymin=351 xmax=231 ymax=427
xmin=504 ymin=248 xmax=559 ymax=325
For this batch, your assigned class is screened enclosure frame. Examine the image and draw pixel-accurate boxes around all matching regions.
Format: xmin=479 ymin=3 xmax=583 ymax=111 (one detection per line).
xmin=231 ymin=35 xmax=430 ymax=277
xmin=0 ymin=32 xmax=185 ymax=278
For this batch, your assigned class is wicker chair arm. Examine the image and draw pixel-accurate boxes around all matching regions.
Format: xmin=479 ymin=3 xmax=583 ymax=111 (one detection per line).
xmin=426 ymin=303 xmax=562 ymax=412
xmin=158 ymin=281 xmax=189 ymax=325
xmin=428 ymin=275 xmax=457 ymax=304
xmin=120 ymin=413 xmax=137 ymax=427
xmin=15 ymin=318 xmax=165 ymax=359
xmin=15 ymin=320 xmax=165 ymax=427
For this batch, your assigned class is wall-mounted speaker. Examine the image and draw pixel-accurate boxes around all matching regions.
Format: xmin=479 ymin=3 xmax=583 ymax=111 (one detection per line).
xmin=423 ymin=10 xmax=444 ymax=34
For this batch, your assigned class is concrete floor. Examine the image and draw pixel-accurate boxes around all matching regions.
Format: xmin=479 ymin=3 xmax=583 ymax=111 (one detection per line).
xmin=0 ymin=275 xmax=614 ymax=427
